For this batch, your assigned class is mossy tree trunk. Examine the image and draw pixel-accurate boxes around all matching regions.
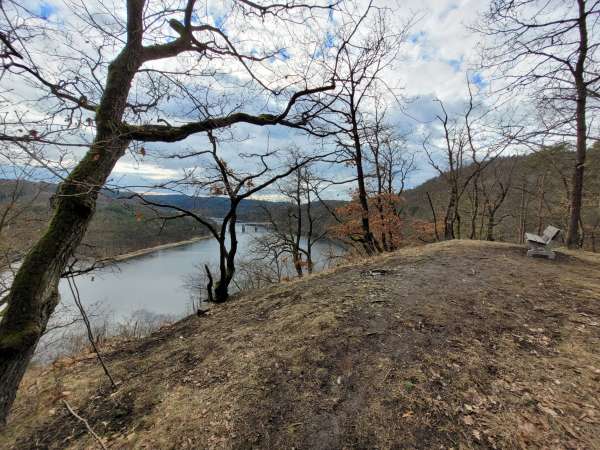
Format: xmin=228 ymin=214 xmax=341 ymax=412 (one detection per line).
xmin=0 ymin=0 xmax=337 ymax=423
xmin=0 ymin=0 xmax=146 ymax=425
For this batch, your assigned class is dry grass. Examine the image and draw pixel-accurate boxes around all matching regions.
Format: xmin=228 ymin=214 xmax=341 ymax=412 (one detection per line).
xmin=2 ymin=240 xmax=600 ymax=449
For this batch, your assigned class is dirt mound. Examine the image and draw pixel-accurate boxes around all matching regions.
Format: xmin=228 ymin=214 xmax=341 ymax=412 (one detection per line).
xmin=3 ymin=241 xmax=600 ymax=449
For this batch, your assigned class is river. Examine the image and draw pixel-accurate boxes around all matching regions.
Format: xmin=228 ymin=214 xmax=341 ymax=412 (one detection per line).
xmin=36 ymin=224 xmax=344 ymax=360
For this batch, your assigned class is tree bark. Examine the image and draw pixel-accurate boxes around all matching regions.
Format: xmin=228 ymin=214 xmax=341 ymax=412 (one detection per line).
xmin=536 ymin=173 xmax=546 ymax=235
xmin=566 ymin=0 xmax=589 ymax=249
xmin=486 ymin=208 xmax=496 ymax=241
xmin=444 ymin=186 xmax=458 ymax=240
xmin=349 ymin=95 xmax=379 ymax=255
xmin=426 ymin=192 xmax=440 ymax=241
xmin=0 ymin=0 xmax=146 ymax=425
xmin=214 ymin=212 xmax=238 ymax=303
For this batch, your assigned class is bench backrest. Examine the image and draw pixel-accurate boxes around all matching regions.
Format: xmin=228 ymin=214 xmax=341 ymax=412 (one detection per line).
xmin=542 ymin=225 xmax=561 ymax=243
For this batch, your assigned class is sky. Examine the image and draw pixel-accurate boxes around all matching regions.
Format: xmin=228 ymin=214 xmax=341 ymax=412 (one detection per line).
xmin=3 ymin=0 xmax=499 ymax=200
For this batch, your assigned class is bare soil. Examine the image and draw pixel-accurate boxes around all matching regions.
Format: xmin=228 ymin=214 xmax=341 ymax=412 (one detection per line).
xmin=2 ymin=240 xmax=600 ymax=449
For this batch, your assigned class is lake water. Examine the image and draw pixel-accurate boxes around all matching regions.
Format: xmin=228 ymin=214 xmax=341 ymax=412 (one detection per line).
xmin=41 ymin=224 xmax=343 ymax=359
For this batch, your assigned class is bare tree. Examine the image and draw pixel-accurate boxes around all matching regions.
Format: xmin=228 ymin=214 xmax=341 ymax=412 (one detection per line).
xmin=423 ymin=81 xmax=511 ymax=240
xmin=480 ymin=158 xmax=517 ymax=241
xmin=476 ymin=0 xmax=600 ymax=248
xmin=306 ymin=7 xmax=412 ymax=255
xmin=260 ymin=160 xmax=328 ymax=277
xmin=0 ymin=0 xmax=348 ymax=424
xmin=364 ymin=95 xmax=415 ymax=250
xmin=139 ymin=135 xmax=327 ymax=302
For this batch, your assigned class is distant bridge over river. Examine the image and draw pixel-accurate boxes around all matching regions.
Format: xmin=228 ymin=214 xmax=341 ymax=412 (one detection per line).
xmin=240 ymin=222 xmax=273 ymax=232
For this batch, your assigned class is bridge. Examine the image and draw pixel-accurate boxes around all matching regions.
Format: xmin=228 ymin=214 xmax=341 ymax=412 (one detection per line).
xmin=240 ymin=222 xmax=273 ymax=232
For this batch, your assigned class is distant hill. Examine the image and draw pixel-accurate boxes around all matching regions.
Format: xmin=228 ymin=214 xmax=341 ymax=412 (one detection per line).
xmin=0 ymin=180 xmax=346 ymax=259
xmin=142 ymin=194 xmax=287 ymax=222
xmin=5 ymin=143 xmax=599 ymax=258
xmin=0 ymin=181 xmax=213 ymax=259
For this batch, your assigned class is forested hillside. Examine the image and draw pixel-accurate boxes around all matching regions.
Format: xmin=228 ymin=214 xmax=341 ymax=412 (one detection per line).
xmin=0 ymin=179 xmax=344 ymax=260
xmin=0 ymin=180 xmax=211 ymax=260
xmin=403 ymin=144 xmax=600 ymax=250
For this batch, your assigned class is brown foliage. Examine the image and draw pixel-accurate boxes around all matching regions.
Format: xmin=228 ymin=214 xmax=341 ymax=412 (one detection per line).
xmin=331 ymin=193 xmax=434 ymax=250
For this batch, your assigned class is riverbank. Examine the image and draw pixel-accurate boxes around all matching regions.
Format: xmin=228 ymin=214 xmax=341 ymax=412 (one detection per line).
xmin=108 ymin=235 xmax=211 ymax=262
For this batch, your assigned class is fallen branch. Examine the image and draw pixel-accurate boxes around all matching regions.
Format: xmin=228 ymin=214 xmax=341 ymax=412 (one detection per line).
xmin=62 ymin=399 xmax=107 ymax=450
xmin=66 ymin=275 xmax=118 ymax=389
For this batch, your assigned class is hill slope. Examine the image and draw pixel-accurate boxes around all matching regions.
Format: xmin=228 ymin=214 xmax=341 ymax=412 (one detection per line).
xmin=1 ymin=179 xmax=343 ymax=259
xmin=3 ymin=241 xmax=600 ymax=449
xmin=0 ymin=180 xmax=212 ymax=259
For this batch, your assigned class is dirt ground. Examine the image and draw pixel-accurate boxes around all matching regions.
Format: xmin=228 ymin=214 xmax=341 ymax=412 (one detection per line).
xmin=2 ymin=240 xmax=600 ymax=449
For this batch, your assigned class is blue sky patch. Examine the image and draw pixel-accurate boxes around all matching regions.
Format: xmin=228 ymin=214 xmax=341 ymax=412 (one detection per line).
xmin=470 ymin=72 xmax=486 ymax=87
xmin=214 ymin=15 xmax=226 ymax=31
xmin=447 ymin=57 xmax=463 ymax=72
xmin=38 ymin=2 xmax=56 ymax=20
xmin=408 ymin=31 xmax=426 ymax=44
xmin=325 ymin=31 xmax=335 ymax=49
xmin=279 ymin=48 xmax=290 ymax=61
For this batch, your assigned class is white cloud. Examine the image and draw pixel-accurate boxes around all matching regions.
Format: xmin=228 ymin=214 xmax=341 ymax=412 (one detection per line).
xmin=3 ymin=0 xmax=527 ymax=197
xmin=112 ymin=161 xmax=181 ymax=181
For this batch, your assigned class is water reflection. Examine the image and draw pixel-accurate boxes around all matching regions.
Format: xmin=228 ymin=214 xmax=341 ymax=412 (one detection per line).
xmin=56 ymin=224 xmax=342 ymax=321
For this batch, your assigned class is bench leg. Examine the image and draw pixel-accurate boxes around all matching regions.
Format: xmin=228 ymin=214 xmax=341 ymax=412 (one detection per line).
xmin=527 ymin=245 xmax=556 ymax=259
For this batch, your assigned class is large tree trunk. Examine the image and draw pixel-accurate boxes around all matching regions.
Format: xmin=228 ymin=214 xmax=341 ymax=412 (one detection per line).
xmin=444 ymin=187 xmax=458 ymax=240
xmin=349 ymin=102 xmax=379 ymax=255
xmin=426 ymin=192 xmax=440 ymax=241
xmin=306 ymin=248 xmax=314 ymax=275
xmin=294 ymin=183 xmax=304 ymax=277
xmin=354 ymin=148 xmax=379 ymax=255
xmin=469 ymin=177 xmax=480 ymax=240
xmin=566 ymin=0 xmax=588 ymax=249
xmin=486 ymin=207 xmax=496 ymax=241
xmin=0 ymin=137 xmax=130 ymax=426
xmin=517 ymin=181 xmax=528 ymax=243
xmin=293 ymin=251 xmax=304 ymax=278
xmin=0 ymin=2 xmax=144 ymax=424
xmin=536 ymin=173 xmax=546 ymax=235
xmin=214 ymin=213 xmax=238 ymax=303
xmin=373 ymin=151 xmax=389 ymax=252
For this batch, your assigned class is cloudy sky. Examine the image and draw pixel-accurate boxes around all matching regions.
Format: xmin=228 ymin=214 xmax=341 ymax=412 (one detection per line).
xmin=5 ymin=0 xmax=497 ymax=200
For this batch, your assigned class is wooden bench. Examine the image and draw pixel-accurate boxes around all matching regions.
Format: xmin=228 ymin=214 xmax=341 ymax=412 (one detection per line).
xmin=525 ymin=225 xmax=561 ymax=259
